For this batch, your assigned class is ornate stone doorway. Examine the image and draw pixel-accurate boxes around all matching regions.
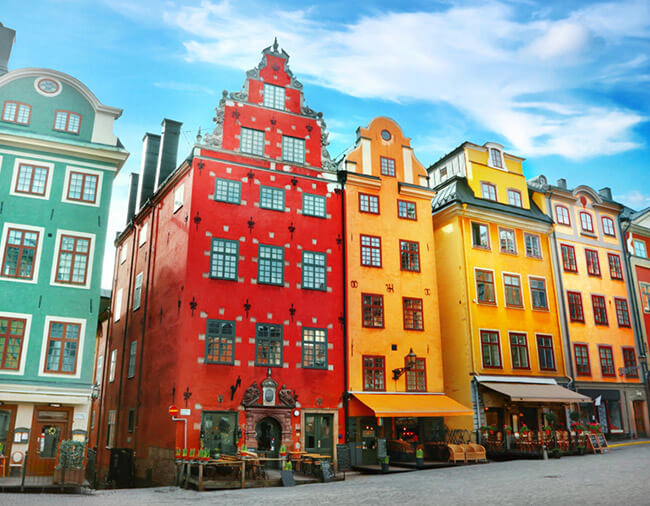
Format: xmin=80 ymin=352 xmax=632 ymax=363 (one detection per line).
xmin=256 ymin=416 xmax=282 ymax=468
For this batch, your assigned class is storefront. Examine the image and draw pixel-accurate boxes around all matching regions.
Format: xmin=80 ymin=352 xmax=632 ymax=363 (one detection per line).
xmin=577 ymin=385 xmax=649 ymax=438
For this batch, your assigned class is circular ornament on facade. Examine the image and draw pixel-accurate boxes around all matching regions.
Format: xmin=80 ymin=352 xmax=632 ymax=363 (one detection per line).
xmin=381 ymin=129 xmax=391 ymax=141
xmin=34 ymin=77 xmax=62 ymax=97
xmin=293 ymin=409 xmax=300 ymax=417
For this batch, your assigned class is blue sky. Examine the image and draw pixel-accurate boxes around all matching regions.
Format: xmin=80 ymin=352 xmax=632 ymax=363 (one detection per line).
xmin=3 ymin=0 xmax=650 ymax=288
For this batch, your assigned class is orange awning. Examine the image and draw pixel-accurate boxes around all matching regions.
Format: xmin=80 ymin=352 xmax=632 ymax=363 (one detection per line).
xmin=352 ymin=393 xmax=473 ymax=417
xmin=481 ymin=382 xmax=591 ymax=403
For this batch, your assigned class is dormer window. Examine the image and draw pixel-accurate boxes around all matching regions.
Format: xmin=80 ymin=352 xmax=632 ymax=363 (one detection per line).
xmin=263 ymin=83 xmax=285 ymax=110
xmin=54 ymin=111 xmax=81 ymax=134
xmin=2 ymin=101 xmax=31 ymax=125
xmin=489 ymin=148 xmax=503 ymax=168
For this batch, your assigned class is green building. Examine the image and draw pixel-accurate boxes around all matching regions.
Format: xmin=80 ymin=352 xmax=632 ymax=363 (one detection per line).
xmin=0 ymin=23 xmax=128 ymax=474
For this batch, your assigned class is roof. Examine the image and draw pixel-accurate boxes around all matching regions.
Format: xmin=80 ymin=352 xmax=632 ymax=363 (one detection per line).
xmin=528 ymin=175 xmax=622 ymax=208
xmin=432 ymin=176 xmax=553 ymax=224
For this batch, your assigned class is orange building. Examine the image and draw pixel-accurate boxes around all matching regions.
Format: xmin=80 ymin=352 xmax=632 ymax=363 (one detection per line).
xmin=529 ymin=177 xmax=649 ymax=437
xmin=340 ymin=118 xmax=470 ymax=465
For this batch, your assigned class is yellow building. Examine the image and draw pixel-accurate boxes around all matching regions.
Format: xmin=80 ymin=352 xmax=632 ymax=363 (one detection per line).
xmin=429 ymin=142 xmax=588 ymax=438
xmin=528 ymin=177 xmax=649 ymax=437
xmin=341 ymin=118 xmax=471 ymax=465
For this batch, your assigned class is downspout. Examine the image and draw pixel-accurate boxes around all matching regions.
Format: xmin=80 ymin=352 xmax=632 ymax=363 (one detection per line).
xmin=339 ymin=171 xmax=349 ymax=443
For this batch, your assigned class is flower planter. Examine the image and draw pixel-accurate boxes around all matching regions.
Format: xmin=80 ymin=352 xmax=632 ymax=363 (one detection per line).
xmin=53 ymin=467 xmax=85 ymax=485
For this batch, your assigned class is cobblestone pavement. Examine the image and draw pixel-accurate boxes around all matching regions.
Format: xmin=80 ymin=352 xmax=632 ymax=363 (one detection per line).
xmin=4 ymin=444 xmax=650 ymax=505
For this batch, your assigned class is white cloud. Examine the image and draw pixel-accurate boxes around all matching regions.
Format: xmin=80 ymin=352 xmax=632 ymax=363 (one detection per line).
xmin=153 ymin=81 xmax=216 ymax=95
xmin=161 ymin=0 xmax=648 ymax=160
xmin=615 ymin=190 xmax=650 ymax=210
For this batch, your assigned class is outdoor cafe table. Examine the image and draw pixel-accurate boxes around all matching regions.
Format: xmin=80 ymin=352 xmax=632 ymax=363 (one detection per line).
xmin=183 ymin=456 xmax=289 ymax=491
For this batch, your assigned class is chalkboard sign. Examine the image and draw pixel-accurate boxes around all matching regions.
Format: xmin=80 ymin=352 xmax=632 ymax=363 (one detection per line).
xmin=377 ymin=438 xmax=387 ymax=459
xmin=281 ymin=470 xmax=295 ymax=487
xmin=597 ymin=433 xmax=608 ymax=452
xmin=336 ymin=444 xmax=352 ymax=472
xmin=321 ymin=461 xmax=334 ymax=482
xmin=586 ymin=434 xmax=600 ymax=454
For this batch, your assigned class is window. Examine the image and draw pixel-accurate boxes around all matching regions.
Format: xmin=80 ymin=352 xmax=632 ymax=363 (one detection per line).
xmin=214 ymin=178 xmax=241 ymax=204
xmin=53 ymin=110 xmax=81 ymax=133
xmin=2 ymin=228 xmax=39 ymax=279
xmin=481 ymin=182 xmax=497 ymax=201
xmin=640 ymin=282 xmax=650 ymax=312
xmin=439 ymin=167 xmax=448 ymax=181
xmin=113 ymin=289 xmax=123 ymax=323
xmin=255 ymin=323 xmax=282 ymax=367
xmin=471 ymin=222 xmax=490 ymax=249
xmin=210 ymin=238 xmax=238 ymax=280
xmin=359 ymin=193 xmax=379 ymax=214
xmin=403 ymin=297 xmax=424 ymax=330
xmin=258 ymin=245 xmax=284 ymax=285
xmin=574 ymin=344 xmax=590 ymax=376
xmin=476 ymin=270 xmax=496 ymax=304
xmin=173 ymin=184 xmax=184 ymax=212
xmin=302 ymin=328 xmax=327 ymax=369
xmin=263 ymin=83 xmax=285 ymax=109
xmin=397 ymin=200 xmax=416 ymax=220
xmin=537 ymin=335 xmax=556 ymax=371
xmin=623 ymin=348 xmax=639 ymax=378
xmin=524 ymin=234 xmax=542 ymax=259
xmin=499 ymin=228 xmax=517 ymax=254
xmin=363 ymin=356 xmax=385 ymax=391
xmin=132 ymin=272 xmax=143 ymax=310
xmin=507 ymin=189 xmax=522 ymax=207
xmin=585 ymin=249 xmax=601 ymax=277
xmin=480 ymin=330 xmax=501 ymax=368
xmin=599 ymin=346 xmax=615 ymax=377
xmin=503 ymin=274 xmax=523 ymax=308
xmin=360 ymin=235 xmax=382 ymax=267
xmin=2 ymin=101 xmax=31 ymax=125
xmin=530 ymin=277 xmax=548 ymax=310
xmin=127 ymin=341 xmax=137 ymax=378
xmin=399 ymin=240 xmax=420 ymax=272
xmin=509 ymin=333 xmax=529 ymax=369
xmin=579 ymin=212 xmax=594 ymax=233
xmin=362 ymin=294 xmax=384 ymax=328
xmin=240 ymin=127 xmax=265 ymax=156
xmin=44 ymin=321 xmax=80 ymax=374
xmin=302 ymin=251 xmax=326 ymax=290
xmin=138 ymin=223 xmax=148 ymax=247
xmin=634 ymin=239 xmax=648 ymax=258
xmin=406 ymin=358 xmax=426 ymax=392
xmin=555 ymin=205 xmax=571 ymax=226
xmin=561 ymin=244 xmax=578 ymax=272
xmin=106 ymin=410 xmax=116 ymax=448
xmin=15 ymin=163 xmax=48 ymax=196
xmin=260 ymin=186 xmax=285 ymax=211
xmin=55 ymin=235 xmax=90 ymax=285
xmin=109 ymin=349 xmax=117 ymax=382
xmin=567 ymin=291 xmax=584 ymax=322
xmin=489 ymin=148 xmax=503 ymax=168
xmin=380 ymin=157 xmax=395 ymax=176
xmin=614 ymin=298 xmax=631 ymax=327
xmin=127 ymin=408 xmax=135 ymax=433
xmin=592 ymin=295 xmax=608 ymax=325
xmin=303 ymin=193 xmax=326 ymax=218
xmin=282 ymin=136 xmax=305 ymax=164
xmin=67 ymin=172 xmax=98 ymax=204
xmin=608 ymin=253 xmax=623 ymax=280
xmin=91 ymin=410 xmax=96 ymax=430
xmin=95 ymin=355 xmax=103 ymax=384
xmin=602 ymin=217 xmax=616 ymax=237
xmin=206 ymin=320 xmax=235 ymax=364
xmin=0 ymin=317 xmax=26 ymax=370
xmin=120 ymin=244 xmax=127 ymax=264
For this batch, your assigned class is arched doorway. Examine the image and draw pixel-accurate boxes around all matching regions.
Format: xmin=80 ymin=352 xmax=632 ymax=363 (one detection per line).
xmin=256 ymin=417 xmax=282 ymax=468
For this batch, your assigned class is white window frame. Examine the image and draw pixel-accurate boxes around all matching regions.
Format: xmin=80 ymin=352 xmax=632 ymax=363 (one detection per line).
xmin=485 ymin=143 xmax=506 ymax=170
xmin=240 ymin=127 xmax=265 ymax=156
xmin=0 ymin=311 xmax=33 ymax=376
xmin=263 ymin=83 xmax=285 ymax=110
xmin=524 ymin=233 xmax=542 ymax=259
xmin=633 ymin=239 xmax=647 ymax=258
xmin=61 ymin=166 xmax=103 ymax=207
xmin=282 ymin=136 xmax=305 ymax=164
xmin=119 ymin=244 xmax=128 ymax=264
xmin=114 ymin=288 xmax=123 ymax=323
xmin=507 ymin=189 xmax=522 ymax=207
xmin=133 ymin=272 xmax=143 ymax=311
xmin=37 ymin=315 xmax=86 ymax=379
xmin=0 ymin=222 xmax=45 ymax=284
xmin=49 ymin=229 xmax=96 ymax=290
xmin=138 ymin=223 xmax=149 ymax=248
xmin=96 ymin=354 xmax=103 ymax=385
xmin=109 ymin=349 xmax=117 ymax=382
xmin=173 ymin=184 xmax=184 ymax=213
xmin=9 ymin=158 xmax=54 ymax=200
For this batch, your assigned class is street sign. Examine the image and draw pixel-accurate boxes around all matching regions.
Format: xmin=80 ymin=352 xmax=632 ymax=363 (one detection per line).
xmin=180 ymin=408 xmax=191 ymax=416
xmin=168 ymin=405 xmax=179 ymax=416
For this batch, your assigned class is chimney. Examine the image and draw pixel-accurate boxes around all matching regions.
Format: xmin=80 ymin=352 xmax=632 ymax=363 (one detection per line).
xmin=0 ymin=23 xmax=16 ymax=76
xmin=154 ymin=118 xmax=183 ymax=191
xmin=126 ymin=172 xmax=140 ymax=224
xmin=557 ymin=178 xmax=567 ymax=189
xmin=599 ymin=187 xmax=612 ymax=201
xmin=136 ymin=133 xmax=161 ymax=210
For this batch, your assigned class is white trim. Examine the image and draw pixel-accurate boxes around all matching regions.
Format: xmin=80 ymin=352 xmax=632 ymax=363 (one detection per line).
xmin=475 ymin=375 xmax=558 ymax=385
xmin=49 ymin=229 xmax=96 ymax=290
xmin=37 ymin=315 xmax=87 ymax=379
xmin=119 ymin=244 xmax=127 ymax=264
xmin=485 ymin=142 xmax=507 ymax=171
xmin=0 ymin=222 xmax=45 ymax=284
xmin=502 ymin=271 xmax=525 ymax=310
xmin=498 ymin=226 xmax=518 ymax=255
xmin=61 ymin=166 xmax=104 ymax=208
xmin=138 ymin=223 xmax=148 ymax=248
xmin=34 ymin=76 xmax=62 ymax=97
xmin=114 ymin=288 xmax=123 ymax=322
xmin=523 ymin=232 xmax=543 ymax=260
xmin=0 ymin=148 xmax=119 ymax=172
xmin=0 ymin=311 xmax=33 ymax=376
xmin=109 ymin=349 xmax=117 ymax=382
xmin=9 ymin=157 xmax=54 ymax=200
xmin=473 ymin=266 xmax=498 ymax=306
xmin=477 ymin=327 xmax=503 ymax=369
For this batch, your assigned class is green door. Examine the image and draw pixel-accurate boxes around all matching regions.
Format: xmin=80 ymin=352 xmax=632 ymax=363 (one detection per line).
xmin=304 ymin=414 xmax=333 ymax=457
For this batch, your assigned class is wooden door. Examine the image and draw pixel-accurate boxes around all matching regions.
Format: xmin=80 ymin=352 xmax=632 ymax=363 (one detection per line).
xmin=305 ymin=414 xmax=333 ymax=457
xmin=633 ymin=401 xmax=646 ymax=437
xmin=27 ymin=407 xmax=71 ymax=476
xmin=0 ymin=405 xmax=17 ymax=464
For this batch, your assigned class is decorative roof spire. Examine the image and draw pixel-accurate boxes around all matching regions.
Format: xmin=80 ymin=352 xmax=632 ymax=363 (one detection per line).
xmin=273 ymin=36 xmax=279 ymax=52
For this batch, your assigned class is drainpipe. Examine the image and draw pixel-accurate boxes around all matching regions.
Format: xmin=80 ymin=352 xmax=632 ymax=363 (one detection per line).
xmin=339 ymin=171 xmax=349 ymax=444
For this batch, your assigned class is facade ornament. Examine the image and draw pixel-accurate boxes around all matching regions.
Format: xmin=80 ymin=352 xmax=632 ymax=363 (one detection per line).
xmin=229 ymin=90 xmax=248 ymax=102
xmin=203 ymin=108 xmax=224 ymax=147
xmin=278 ymin=385 xmax=297 ymax=407
xmin=301 ymin=105 xmax=319 ymax=118
xmin=241 ymin=381 xmax=261 ymax=407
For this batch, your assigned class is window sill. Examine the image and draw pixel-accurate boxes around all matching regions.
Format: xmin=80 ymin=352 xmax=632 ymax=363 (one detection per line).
xmin=472 ymin=245 xmax=491 ymax=252
xmin=476 ymin=301 xmax=497 ymax=306
xmin=580 ymin=231 xmax=597 ymax=238
xmin=569 ymin=320 xmax=586 ymax=324
xmin=531 ymin=307 xmax=550 ymax=312
xmin=525 ymin=255 xmax=543 ymax=260
xmin=500 ymin=250 xmax=518 ymax=256
xmin=505 ymin=305 xmax=525 ymax=310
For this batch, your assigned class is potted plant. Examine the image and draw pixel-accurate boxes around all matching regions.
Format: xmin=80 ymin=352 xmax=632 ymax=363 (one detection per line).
xmin=520 ymin=424 xmax=530 ymax=435
xmin=188 ymin=448 xmax=197 ymax=461
xmin=543 ymin=425 xmax=552 ymax=437
xmin=415 ymin=446 xmax=424 ymax=469
xmin=175 ymin=447 xmax=182 ymax=461
xmin=53 ymin=440 xmax=86 ymax=485
xmin=380 ymin=455 xmax=390 ymax=473
xmin=181 ymin=448 xmax=188 ymax=461
xmin=576 ymin=444 xmax=586 ymax=456
xmin=503 ymin=425 xmax=512 ymax=436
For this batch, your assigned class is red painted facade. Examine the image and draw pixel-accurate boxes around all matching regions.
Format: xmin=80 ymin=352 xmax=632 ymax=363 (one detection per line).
xmin=94 ymin=43 xmax=345 ymax=485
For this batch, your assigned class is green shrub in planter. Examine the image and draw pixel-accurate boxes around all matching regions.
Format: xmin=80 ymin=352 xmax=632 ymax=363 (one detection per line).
xmin=56 ymin=440 xmax=86 ymax=470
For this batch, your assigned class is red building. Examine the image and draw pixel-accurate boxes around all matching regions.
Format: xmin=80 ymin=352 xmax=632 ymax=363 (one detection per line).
xmin=94 ymin=41 xmax=345 ymax=485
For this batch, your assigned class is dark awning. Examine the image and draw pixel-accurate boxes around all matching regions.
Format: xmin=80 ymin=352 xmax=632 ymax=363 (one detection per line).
xmin=578 ymin=389 xmax=620 ymax=401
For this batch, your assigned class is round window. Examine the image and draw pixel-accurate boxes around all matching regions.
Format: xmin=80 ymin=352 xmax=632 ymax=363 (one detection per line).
xmin=37 ymin=78 xmax=60 ymax=94
xmin=381 ymin=129 xmax=391 ymax=141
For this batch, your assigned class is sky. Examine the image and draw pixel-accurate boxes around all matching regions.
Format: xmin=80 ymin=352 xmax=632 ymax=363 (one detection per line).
xmin=3 ymin=0 xmax=650 ymax=289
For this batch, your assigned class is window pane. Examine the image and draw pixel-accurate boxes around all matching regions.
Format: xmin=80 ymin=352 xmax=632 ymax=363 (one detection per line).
xmin=303 ymin=194 xmax=326 ymax=217
xmin=240 ymin=127 xmax=265 ymax=156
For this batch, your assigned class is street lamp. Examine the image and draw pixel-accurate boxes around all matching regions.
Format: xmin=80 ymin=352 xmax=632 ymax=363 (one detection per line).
xmin=392 ymin=348 xmax=417 ymax=380
xmin=90 ymin=383 xmax=100 ymax=400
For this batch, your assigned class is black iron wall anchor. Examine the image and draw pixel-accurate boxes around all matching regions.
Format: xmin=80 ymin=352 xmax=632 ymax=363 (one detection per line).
xmin=247 ymin=169 xmax=255 ymax=182
xmin=244 ymin=299 xmax=251 ymax=318
xmin=290 ymin=177 xmax=298 ymax=187
xmin=230 ymin=376 xmax=242 ymax=400
xmin=336 ymin=234 xmax=343 ymax=247
xmin=193 ymin=212 xmax=202 ymax=231
xmin=183 ymin=387 xmax=192 ymax=408
xmin=288 ymin=222 xmax=295 ymax=239
xmin=247 ymin=216 xmax=255 ymax=232
xmin=197 ymin=160 xmax=205 ymax=173
xmin=189 ymin=296 xmax=198 ymax=315
xmin=289 ymin=303 xmax=296 ymax=321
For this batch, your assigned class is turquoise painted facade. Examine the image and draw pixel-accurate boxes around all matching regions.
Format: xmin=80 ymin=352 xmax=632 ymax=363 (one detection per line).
xmin=0 ymin=31 xmax=128 ymax=467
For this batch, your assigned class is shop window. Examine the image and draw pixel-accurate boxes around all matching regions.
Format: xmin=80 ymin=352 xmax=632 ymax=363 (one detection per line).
xmin=1 ymin=228 xmax=39 ymax=280
xmin=206 ymin=320 xmax=235 ymax=364
xmin=503 ymin=274 xmax=523 ymax=308
xmin=406 ymin=357 xmax=426 ymax=392
xmin=380 ymin=157 xmax=395 ymax=176
xmin=67 ymin=171 xmax=98 ymax=204
xmin=622 ymin=348 xmax=639 ymax=378
xmin=574 ymin=344 xmax=591 ymax=376
xmin=499 ymin=228 xmax=517 ymax=254
xmin=585 ymin=249 xmax=601 ymax=277
xmin=608 ymin=253 xmax=623 ymax=280
xmin=202 ymin=411 xmax=238 ymax=456
xmin=471 ymin=222 xmax=490 ymax=249
xmin=592 ymin=295 xmax=608 ymax=326
xmin=481 ymin=182 xmax=497 ymax=201
xmin=240 ymin=127 xmax=265 ymax=156
xmin=579 ymin=212 xmax=594 ymax=233
xmin=360 ymin=234 xmax=382 ymax=267
xmin=44 ymin=321 xmax=80 ymax=374
xmin=302 ymin=328 xmax=327 ymax=369
xmin=403 ymin=297 xmax=424 ymax=330
xmin=210 ymin=238 xmax=238 ymax=280
xmin=536 ymin=335 xmax=556 ymax=371
xmin=602 ymin=217 xmax=616 ymax=237
xmin=561 ymin=244 xmax=578 ymax=272
xmin=397 ymin=200 xmax=416 ymax=220
xmin=507 ymin=189 xmax=522 ymax=207
xmin=2 ymin=101 xmax=31 ymax=125
xmin=598 ymin=345 xmax=615 ymax=377
xmin=555 ymin=205 xmax=571 ymax=226
xmin=509 ymin=333 xmax=529 ymax=369
xmin=263 ymin=83 xmax=285 ymax=110
xmin=480 ymin=330 xmax=501 ymax=368
xmin=214 ymin=178 xmax=241 ymax=204
xmin=15 ymin=163 xmax=48 ymax=196
xmin=303 ymin=193 xmax=326 ymax=218
xmin=257 ymin=245 xmax=284 ymax=285
xmin=53 ymin=110 xmax=81 ymax=134
xmin=254 ymin=323 xmax=282 ymax=367
xmin=54 ymin=234 xmax=91 ymax=285
xmin=614 ymin=298 xmax=631 ymax=327
xmin=476 ymin=269 xmax=496 ymax=304
xmin=605 ymin=400 xmax=623 ymax=432
xmin=399 ymin=240 xmax=420 ymax=272
xmin=281 ymin=136 xmax=305 ymax=164
xmin=567 ymin=291 xmax=584 ymax=322
xmin=363 ymin=355 xmax=385 ymax=391
xmin=362 ymin=294 xmax=384 ymax=328
xmin=524 ymin=233 xmax=541 ymax=258
xmin=259 ymin=185 xmax=285 ymax=211
xmin=132 ymin=272 xmax=143 ymax=310
xmin=302 ymin=251 xmax=326 ymax=290
xmin=0 ymin=316 xmax=26 ymax=370
xmin=530 ymin=277 xmax=548 ymax=310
